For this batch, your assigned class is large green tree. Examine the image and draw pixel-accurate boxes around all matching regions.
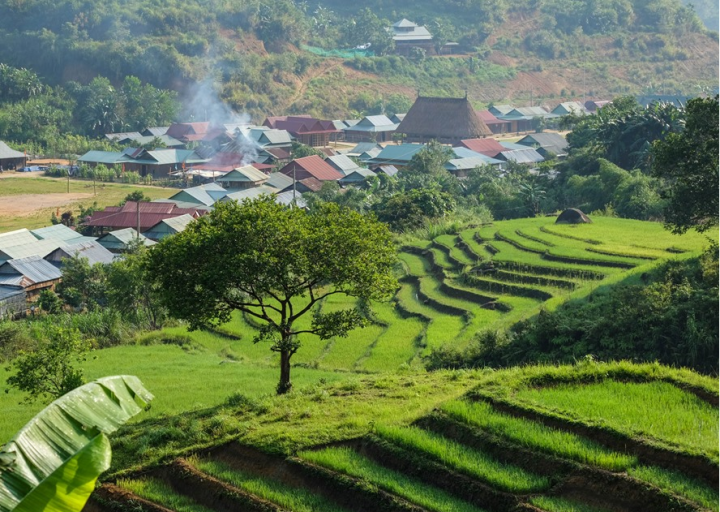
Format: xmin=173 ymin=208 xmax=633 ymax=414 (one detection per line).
xmin=146 ymin=197 xmax=397 ymax=393
xmin=652 ymin=95 xmax=719 ymax=234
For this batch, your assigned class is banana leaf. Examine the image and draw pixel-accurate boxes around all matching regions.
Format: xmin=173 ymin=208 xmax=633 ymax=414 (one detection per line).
xmin=0 ymin=375 xmax=153 ymax=512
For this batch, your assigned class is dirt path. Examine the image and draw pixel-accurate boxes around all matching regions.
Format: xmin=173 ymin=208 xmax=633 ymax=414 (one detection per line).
xmin=284 ymin=61 xmax=342 ymax=111
xmin=0 ymin=193 xmax=92 ymax=217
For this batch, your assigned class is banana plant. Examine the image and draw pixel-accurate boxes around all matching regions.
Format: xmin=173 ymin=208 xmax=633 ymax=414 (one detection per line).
xmin=0 ymin=375 xmax=153 ymax=512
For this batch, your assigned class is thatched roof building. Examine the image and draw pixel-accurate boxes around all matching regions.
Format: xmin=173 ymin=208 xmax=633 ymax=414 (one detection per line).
xmin=556 ymin=208 xmax=592 ymax=224
xmin=397 ymin=96 xmax=492 ymax=144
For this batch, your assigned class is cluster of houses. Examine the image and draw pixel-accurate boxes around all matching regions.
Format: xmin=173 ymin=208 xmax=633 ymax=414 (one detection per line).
xmin=74 ymin=95 xmax=592 ymax=185
xmin=0 ymin=94 xmax=605 ymax=318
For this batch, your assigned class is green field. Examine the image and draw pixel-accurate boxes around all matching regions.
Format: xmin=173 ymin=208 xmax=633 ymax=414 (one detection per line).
xmin=90 ymin=362 xmax=718 ymax=512
xmin=0 ymin=176 xmax=174 ymax=231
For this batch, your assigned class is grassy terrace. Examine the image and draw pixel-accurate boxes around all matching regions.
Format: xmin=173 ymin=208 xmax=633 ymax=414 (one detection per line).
xmin=299 ymin=447 xmax=488 ymax=512
xmin=194 ymin=458 xmax=348 ymax=512
xmin=116 ymin=477 xmax=214 ymax=512
xmin=513 ymin=380 xmax=719 ymax=460
xmin=441 ymin=400 xmax=637 ymax=471
xmin=375 ymin=425 xmax=550 ymax=492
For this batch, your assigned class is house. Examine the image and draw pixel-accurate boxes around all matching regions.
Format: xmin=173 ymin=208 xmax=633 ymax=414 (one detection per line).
xmin=105 ymin=132 xmax=143 ymax=144
xmin=263 ymin=116 xmax=338 ymax=147
xmin=166 ymin=183 xmax=227 ymax=207
xmin=0 ymin=255 xmax=63 ymax=302
xmin=370 ymin=164 xmax=399 ymax=177
xmin=215 ymin=165 xmax=269 ymax=190
xmin=44 ymin=241 xmax=115 ymax=267
xmin=459 ymin=138 xmax=506 ymax=158
xmin=325 ymin=155 xmax=366 ymax=176
xmin=339 ymin=169 xmax=377 ymax=186
xmin=142 ymin=214 xmax=195 ymax=241
xmin=584 ymin=100 xmax=611 ymax=112
xmin=96 ymin=229 xmax=155 ymax=253
xmin=246 ymin=128 xmax=293 ymax=149
xmin=551 ymin=102 xmax=587 ymax=116
xmin=496 ymin=106 xmax=558 ymax=133
xmin=265 ymin=172 xmax=294 ymax=191
xmin=78 ymin=148 xmax=208 ymax=179
xmin=345 ymin=142 xmax=383 ymax=157
xmin=446 ymin=156 xmax=504 ymax=177
xmin=496 ymin=144 xmax=545 ymax=165
xmin=30 ymin=224 xmax=94 ymax=245
xmin=0 ymin=141 xmax=25 ymax=170
xmin=487 ymin=105 xmax=515 ymax=117
xmin=165 ymin=122 xmax=226 ymax=144
xmin=389 ymin=19 xmax=433 ymax=56
xmin=342 ymin=115 xmax=399 ymax=143
xmin=516 ymin=133 xmax=569 ymax=159
xmin=0 ymin=229 xmax=38 ymax=248
xmin=366 ymin=143 xmax=425 ymax=167
xmin=279 ymin=177 xmax=324 ymax=194
xmin=142 ymin=127 xmax=170 ymax=137
xmin=476 ymin=110 xmax=511 ymax=135
xmin=84 ymin=202 xmax=205 ymax=233
xmin=397 ymin=96 xmax=492 ymax=145
xmin=261 ymin=147 xmax=292 ymax=166
xmin=389 ymin=113 xmax=406 ymax=124
xmin=278 ymin=156 xmax=343 ymax=182
xmin=220 ymin=185 xmax=279 ymax=204
xmin=0 ymin=285 xmax=25 ymax=320
xmin=0 ymin=239 xmax=65 ymax=264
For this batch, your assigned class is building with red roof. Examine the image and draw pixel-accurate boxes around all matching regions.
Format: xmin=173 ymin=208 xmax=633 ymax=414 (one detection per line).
xmin=83 ymin=201 xmax=206 ymax=234
xmin=459 ymin=138 xmax=506 ymax=158
xmin=278 ymin=156 xmax=343 ymax=182
xmin=263 ymin=116 xmax=338 ymax=147
xmin=166 ymin=122 xmax=228 ymax=144
xmin=476 ymin=110 xmax=511 ymax=135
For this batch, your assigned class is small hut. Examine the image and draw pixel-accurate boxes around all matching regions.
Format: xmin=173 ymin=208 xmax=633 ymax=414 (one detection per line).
xmin=555 ymin=208 xmax=592 ymax=224
xmin=397 ymin=96 xmax=492 ymax=145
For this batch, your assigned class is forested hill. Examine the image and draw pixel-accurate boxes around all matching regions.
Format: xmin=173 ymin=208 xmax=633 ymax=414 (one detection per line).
xmin=0 ymin=0 xmax=717 ymax=121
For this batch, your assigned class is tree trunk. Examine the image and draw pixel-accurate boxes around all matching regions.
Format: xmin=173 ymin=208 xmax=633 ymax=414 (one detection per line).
xmin=277 ymin=348 xmax=292 ymax=395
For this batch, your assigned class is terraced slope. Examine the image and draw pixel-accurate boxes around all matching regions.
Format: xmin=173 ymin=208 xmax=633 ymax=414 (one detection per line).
xmin=86 ymin=363 xmax=719 ymax=512
xmin=150 ymin=217 xmax=711 ymax=373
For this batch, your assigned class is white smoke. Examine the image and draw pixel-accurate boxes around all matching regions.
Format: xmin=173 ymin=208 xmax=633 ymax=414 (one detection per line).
xmin=181 ymin=77 xmax=261 ymax=165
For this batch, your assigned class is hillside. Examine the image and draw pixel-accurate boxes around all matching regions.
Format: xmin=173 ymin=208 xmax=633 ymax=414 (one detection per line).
xmin=0 ymin=0 xmax=716 ymax=122
xmin=84 ymin=362 xmax=718 ymax=512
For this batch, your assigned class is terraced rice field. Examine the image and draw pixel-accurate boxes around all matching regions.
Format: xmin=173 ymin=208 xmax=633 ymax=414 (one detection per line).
xmin=87 ymin=364 xmax=719 ymax=512
xmin=158 ymin=217 xmax=710 ymax=374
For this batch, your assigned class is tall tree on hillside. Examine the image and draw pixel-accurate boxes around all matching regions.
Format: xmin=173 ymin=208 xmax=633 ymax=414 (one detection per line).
xmin=146 ymin=197 xmax=397 ymax=394
xmin=652 ymin=95 xmax=719 ymax=233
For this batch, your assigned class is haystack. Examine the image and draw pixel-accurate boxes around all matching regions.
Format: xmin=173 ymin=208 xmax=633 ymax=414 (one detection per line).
xmin=556 ymin=208 xmax=592 ymax=224
xmin=397 ymin=96 xmax=492 ymax=144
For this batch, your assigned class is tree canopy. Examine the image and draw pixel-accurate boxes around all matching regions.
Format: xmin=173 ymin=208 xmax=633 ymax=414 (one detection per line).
xmin=651 ymin=95 xmax=719 ymax=233
xmin=146 ymin=197 xmax=398 ymax=393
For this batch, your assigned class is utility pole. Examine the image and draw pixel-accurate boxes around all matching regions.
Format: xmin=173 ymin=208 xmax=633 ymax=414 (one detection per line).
xmin=292 ymin=165 xmax=297 ymax=207
xmin=136 ymin=201 xmax=140 ymax=239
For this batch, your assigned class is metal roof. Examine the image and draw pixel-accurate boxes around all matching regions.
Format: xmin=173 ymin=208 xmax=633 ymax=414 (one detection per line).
xmin=517 ymin=133 xmax=569 ymax=151
xmin=45 ymin=241 xmax=115 ymax=266
xmin=345 ymin=116 xmax=398 ymax=132
xmin=390 ymin=19 xmax=432 ymax=40
xmin=339 ymin=169 xmax=377 ymax=183
xmin=221 ymin=186 xmax=277 ymax=203
xmin=216 ymin=166 xmax=268 ymax=183
xmin=0 ymin=255 xmax=63 ymax=284
xmin=372 ymin=165 xmax=399 ymax=177
xmin=497 ymin=148 xmax=545 ymax=164
xmin=30 ymin=224 xmax=86 ymax=243
xmin=274 ymin=191 xmax=307 ymax=208
xmin=446 ymin=156 xmax=503 ymax=170
xmin=168 ymin=184 xmax=227 ymax=206
xmin=367 ymin=144 xmax=425 ymax=165
xmin=78 ymin=151 xmax=125 ymax=165
xmin=96 ymin=229 xmax=156 ymax=250
xmin=0 ymin=239 xmax=63 ymax=262
xmin=459 ymin=138 xmax=506 ymax=157
xmin=0 ymin=285 xmax=24 ymax=302
xmin=0 ymin=229 xmax=37 ymax=250
xmin=326 ymin=155 xmax=365 ymax=175
xmin=279 ymin=156 xmax=343 ymax=181
xmin=0 ymin=141 xmax=25 ymax=160
xmin=143 ymin=214 xmax=195 ymax=240
xmin=105 ymin=131 xmax=143 ymax=142
xmin=345 ymin=142 xmax=383 ymax=156
xmin=265 ymin=173 xmax=294 ymax=190
xmin=131 ymin=134 xmax=183 ymax=147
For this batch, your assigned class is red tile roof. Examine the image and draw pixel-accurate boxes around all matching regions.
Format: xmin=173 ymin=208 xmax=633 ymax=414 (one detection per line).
xmin=460 ymin=138 xmax=506 ymax=157
xmin=85 ymin=202 xmax=205 ymax=231
xmin=476 ymin=110 xmax=511 ymax=126
xmin=279 ymin=156 xmax=343 ymax=181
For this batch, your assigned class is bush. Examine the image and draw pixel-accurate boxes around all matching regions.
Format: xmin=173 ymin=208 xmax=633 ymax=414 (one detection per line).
xmin=0 ymin=321 xmax=34 ymax=362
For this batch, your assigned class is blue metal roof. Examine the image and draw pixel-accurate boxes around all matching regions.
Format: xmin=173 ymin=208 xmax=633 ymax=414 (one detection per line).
xmin=0 ymin=255 xmax=63 ymax=284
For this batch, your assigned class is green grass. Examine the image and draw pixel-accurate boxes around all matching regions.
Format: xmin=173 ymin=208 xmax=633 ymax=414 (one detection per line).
xmin=428 ymin=247 xmax=456 ymax=270
xmin=0 ymin=176 xmax=174 ymax=232
xmin=530 ymin=496 xmax=610 ymax=512
xmin=116 ymin=477 xmax=215 ymax=512
xmin=375 ymin=425 xmax=550 ymax=493
xmin=434 ymin=234 xmax=476 ymax=266
xmin=299 ymin=447 xmax=487 ymax=512
xmin=194 ymin=458 xmax=348 ymax=512
xmin=513 ymin=381 xmax=719 ymax=459
xmin=359 ymin=302 xmax=424 ymax=372
xmin=398 ymin=251 xmax=432 ymax=276
xmin=442 ymin=400 xmax=637 ymax=471
xmin=627 ymin=466 xmax=719 ymax=510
